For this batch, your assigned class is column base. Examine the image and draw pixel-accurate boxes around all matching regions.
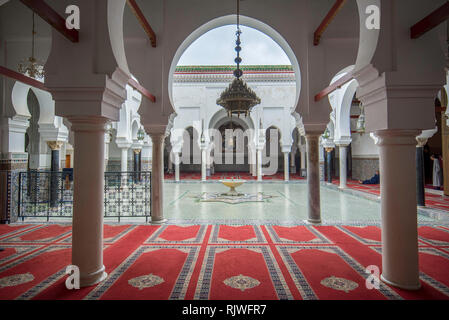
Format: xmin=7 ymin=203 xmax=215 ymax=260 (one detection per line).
xmin=151 ymin=218 xmax=168 ymax=225
xmin=307 ymin=218 xmax=322 ymax=224
xmin=381 ymin=274 xmax=421 ymax=291
xmin=80 ymin=265 xmax=108 ymax=287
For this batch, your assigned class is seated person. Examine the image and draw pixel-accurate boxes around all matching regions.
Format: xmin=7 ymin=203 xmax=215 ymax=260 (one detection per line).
xmin=358 ymin=170 xmax=380 ymax=185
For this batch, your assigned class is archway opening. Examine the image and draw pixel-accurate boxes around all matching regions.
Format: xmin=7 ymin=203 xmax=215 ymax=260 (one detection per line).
xmin=168 ymin=17 xmax=300 ymax=179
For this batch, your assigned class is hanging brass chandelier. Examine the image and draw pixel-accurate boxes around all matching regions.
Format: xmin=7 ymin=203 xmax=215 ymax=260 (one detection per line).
xmin=216 ymin=0 xmax=261 ymax=118
xmin=18 ymin=12 xmax=45 ymax=79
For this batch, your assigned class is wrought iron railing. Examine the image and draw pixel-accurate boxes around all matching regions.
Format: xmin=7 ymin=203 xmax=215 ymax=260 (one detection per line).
xmin=18 ymin=171 xmax=151 ymax=222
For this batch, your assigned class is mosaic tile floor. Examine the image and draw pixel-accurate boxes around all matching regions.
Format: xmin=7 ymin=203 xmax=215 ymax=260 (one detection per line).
xmin=162 ymin=182 xmax=437 ymax=225
xmin=331 ymin=179 xmax=449 ymax=213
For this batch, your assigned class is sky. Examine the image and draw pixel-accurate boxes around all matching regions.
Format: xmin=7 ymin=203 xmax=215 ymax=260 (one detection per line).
xmin=177 ymin=25 xmax=291 ymax=66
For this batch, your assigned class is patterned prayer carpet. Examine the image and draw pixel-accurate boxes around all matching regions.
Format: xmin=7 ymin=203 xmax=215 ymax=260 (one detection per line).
xmin=0 ymin=223 xmax=449 ymax=300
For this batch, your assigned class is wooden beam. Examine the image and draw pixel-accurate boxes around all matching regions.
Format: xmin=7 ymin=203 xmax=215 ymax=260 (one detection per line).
xmin=314 ymin=72 xmax=353 ymax=102
xmin=0 ymin=65 xmax=49 ymax=91
xmin=314 ymin=0 xmax=347 ymax=46
xmin=126 ymin=0 xmax=156 ymax=47
xmin=128 ymin=78 xmax=156 ymax=103
xmin=19 ymin=0 xmax=79 ymax=43
xmin=411 ymin=2 xmax=449 ymax=39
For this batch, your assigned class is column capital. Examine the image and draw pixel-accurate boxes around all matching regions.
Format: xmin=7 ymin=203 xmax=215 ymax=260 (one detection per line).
xmin=354 ymin=65 xmax=445 ymax=132
xmin=334 ymin=138 xmax=352 ymax=147
xmin=68 ymin=117 xmax=109 ymax=133
xmin=416 ymin=127 xmax=438 ymax=147
xmin=304 ymin=132 xmax=322 ymax=138
xmin=117 ymin=143 xmax=132 ymax=150
xmin=325 ymin=147 xmax=334 ymax=153
xmin=116 ymin=137 xmax=132 ymax=149
xmin=416 ymin=138 xmax=428 ymax=148
xmin=133 ymin=149 xmax=142 ymax=155
xmin=46 ymin=141 xmax=64 ymax=151
xmin=145 ymin=125 xmax=167 ymax=137
xmin=148 ymin=132 xmax=166 ymax=145
xmin=5 ymin=115 xmax=30 ymax=134
xmin=374 ymin=130 xmax=421 ymax=146
xmin=281 ymin=145 xmax=291 ymax=154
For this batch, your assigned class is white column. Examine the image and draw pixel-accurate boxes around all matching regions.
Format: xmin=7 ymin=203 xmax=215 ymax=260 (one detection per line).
xmin=70 ymin=117 xmax=108 ymax=287
xmin=284 ymin=152 xmax=290 ymax=181
xmin=376 ymin=130 xmax=421 ymax=290
xmin=174 ymin=152 xmax=180 ymax=182
xmin=104 ymin=133 xmax=110 ymax=169
xmin=250 ymin=147 xmax=256 ymax=176
xmin=290 ymin=150 xmax=296 ymax=174
xmin=306 ymin=134 xmax=321 ymax=224
xmin=201 ymin=148 xmax=207 ymax=182
xmin=257 ymin=149 xmax=263 ymax=181
xmin=248 ymin=149 xmax=253 ymax=175
xmin=120 ymin=148 xmax=128 ymax=172
xmin=149 ymin=131 xmax=166 ymax=224
xmin=168 ymin=151 xmax=173 ymax=173
xmin=338 ymin=145 xmax=348 ymax=189
xmin=300 ymin=146 xmax=306 ymax=177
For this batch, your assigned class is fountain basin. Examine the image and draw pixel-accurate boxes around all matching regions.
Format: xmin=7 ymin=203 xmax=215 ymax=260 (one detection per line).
xmin=219 ymin=179 xmax=246 ymax=195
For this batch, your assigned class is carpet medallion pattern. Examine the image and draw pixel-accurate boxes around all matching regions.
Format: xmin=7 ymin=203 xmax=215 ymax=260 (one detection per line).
xmin=0 ymin=224 xmax=448 ymax=300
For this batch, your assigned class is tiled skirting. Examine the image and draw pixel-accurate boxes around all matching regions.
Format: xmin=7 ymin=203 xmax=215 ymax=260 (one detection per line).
xmin=351 ymin=158 xmax=379 ymax=181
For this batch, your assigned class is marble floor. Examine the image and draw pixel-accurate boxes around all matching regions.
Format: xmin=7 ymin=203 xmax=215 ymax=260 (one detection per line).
xmin=161 ymin=182 xmax=438 ymax=225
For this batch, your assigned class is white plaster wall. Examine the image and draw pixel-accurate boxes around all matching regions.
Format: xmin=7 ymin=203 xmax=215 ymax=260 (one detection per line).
xmin=351 ymin=133 xmax=379 ymax=158
xmin=172 ymin=79 xmax=296 ymax=150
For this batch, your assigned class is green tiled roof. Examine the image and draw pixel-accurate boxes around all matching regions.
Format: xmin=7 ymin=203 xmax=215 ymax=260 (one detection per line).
xmin=175 ymin=65 xmax=293 ymax=73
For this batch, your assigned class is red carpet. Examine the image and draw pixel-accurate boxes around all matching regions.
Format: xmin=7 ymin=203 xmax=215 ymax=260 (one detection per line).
xmin=0 ymin=224 xmax=448 ymax=300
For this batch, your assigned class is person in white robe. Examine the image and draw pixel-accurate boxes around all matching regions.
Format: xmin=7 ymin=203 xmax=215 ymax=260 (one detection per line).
xmin=431 ymin=154 xmax=443 ymax=190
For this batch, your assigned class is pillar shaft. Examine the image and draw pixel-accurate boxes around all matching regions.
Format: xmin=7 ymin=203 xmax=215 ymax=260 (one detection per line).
xmin=290 ymin=150 xmax=296 ymax=174
xmin=306 ymin=134 xmax=321 ymax=223
xmin=326 ymin=148 xmax=333 ymax=183
xmin=300 ymin=148 xmax=306 ymax=177
xmin=150 ymin=133 xmax=166 ymax=224
xmin=133 ymin=150 xmax=139 ymax=171
xmin=284 ymin=152 xmax=289 ymax=181
xmin=121 ymin=148 xmax=128 ymax=172
xmin=50 ymin=149 xmax=60 ymax=207
xmin=257 ymin=149 xmax=262 ymax=181
xmin=47 ymin=141 xmax=63 ymax=209
xmin=338 ymin=146 xmax=348 ymax=189
xmin=70 ymin=117 xmax=108 ymax=287
xmin=174 ymin=152 xmax=180 ymax=182
xmin=416 ymin=146 xmax=425 ymax=207
xmin=377 ymin=130 xmax=421 ymax=290
xmin=201 ymin=149 xmax=207 ymax=181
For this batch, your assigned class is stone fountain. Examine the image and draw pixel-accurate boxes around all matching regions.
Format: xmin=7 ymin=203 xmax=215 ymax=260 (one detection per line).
xmin=219 ymin=179 xmax=246 ymax=196
xmin=193 ymin=178 xmax=273 ymax=204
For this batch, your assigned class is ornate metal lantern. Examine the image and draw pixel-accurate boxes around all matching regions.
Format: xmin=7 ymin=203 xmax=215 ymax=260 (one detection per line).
xmin=18 ymin=13 xmax=45 ymax=79
xmin=216 ymin=0 xmax=261 ymax=118
xmin=322 ymin=127 xmax=330 ymax=139
xmin=137 ymin=128 xmax=145 ymax=141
